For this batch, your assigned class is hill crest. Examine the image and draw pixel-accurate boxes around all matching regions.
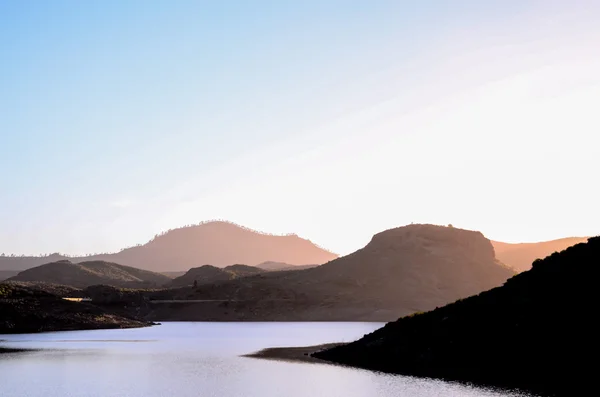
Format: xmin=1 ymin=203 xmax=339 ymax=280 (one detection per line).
xmin=0 ymin=221 xmax=338 ymax=272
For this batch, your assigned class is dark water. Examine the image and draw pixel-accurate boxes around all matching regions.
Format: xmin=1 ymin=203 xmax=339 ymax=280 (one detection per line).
xmin=0 ymin=322 xmax=531 ymax=397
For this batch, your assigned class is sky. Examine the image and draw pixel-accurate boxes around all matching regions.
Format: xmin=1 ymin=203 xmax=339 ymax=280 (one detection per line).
xmin=1 ymin=0 xmax=600 ymax=256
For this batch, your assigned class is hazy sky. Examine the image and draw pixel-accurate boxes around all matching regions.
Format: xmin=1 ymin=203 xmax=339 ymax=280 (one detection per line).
xmin=1 ymin=1 xmax=599 ymax=256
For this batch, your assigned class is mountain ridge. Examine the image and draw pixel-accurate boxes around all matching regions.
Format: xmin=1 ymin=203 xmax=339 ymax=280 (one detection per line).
xmin=0 ymin=221 xmax=338 ymax=272
xmin=154 ymin=224 xmax=515 ymax=321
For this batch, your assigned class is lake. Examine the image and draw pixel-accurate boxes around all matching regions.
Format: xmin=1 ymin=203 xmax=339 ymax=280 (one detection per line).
xmin=0 ymin=322 xmax=531 ymax=397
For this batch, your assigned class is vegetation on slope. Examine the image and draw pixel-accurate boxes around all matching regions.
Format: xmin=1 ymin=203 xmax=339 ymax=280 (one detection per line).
xmin=7 ymin=260 xmax=171 ymax=288
xmin=0 ymin=283 xmax=153 ymax=334
xmin=314 ymin=237 xmax=600 ymax=396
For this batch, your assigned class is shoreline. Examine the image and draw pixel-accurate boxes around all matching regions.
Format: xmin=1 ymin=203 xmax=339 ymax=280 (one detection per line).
xmin=0 ymin=347 xmax=32 ymax=354
xmin=243 ymin=342 xmax=347 ymax=364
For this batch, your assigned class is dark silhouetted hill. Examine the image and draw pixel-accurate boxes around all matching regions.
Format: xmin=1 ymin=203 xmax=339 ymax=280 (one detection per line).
xmin=168 ymin=264 xmax=264 ymax=287
xmin=7 ymin=260 xmax=171 ymax=288
xmin=491 ymin=237 xmax=588 ymax=272
xmin=156 ymin=224 xmax=514 ymax=321
xmin=0 ymin=282 xmax=152 ymax=334
xmin=0 ymin=221 xmax=337 ymax=272
xmin=315 ymin=237 xmax=600 ymax=396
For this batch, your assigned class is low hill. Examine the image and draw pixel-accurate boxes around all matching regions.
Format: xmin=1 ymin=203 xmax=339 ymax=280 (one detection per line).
xmin=156 ymin=224 xmax=514 ymax=321
xmin=491 ymin=237 xmax=588 ymax=272
xmin=0 ymin=221 xmax=338 ymax=272
xmin=314 ymin=237 xmax=600 ymax=396
xmin=168 ymin=264 xmax=264 ymax=287
xmin=7 ymin=260 xmax=171 ymax=288
xmin=0 ymin=282 xmax=152 ymax=334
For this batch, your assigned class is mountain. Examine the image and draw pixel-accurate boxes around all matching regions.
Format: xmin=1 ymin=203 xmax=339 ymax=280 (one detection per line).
xmin=0 ymin=270 xmax=19 ymax=281
xmin=168 ymin=264 xmax=265 ymax=287
xmin=256 ymin=261 xmax=319 ymax=271
xmin=154 ymin=224 xmax=514 ymax=321
xmin=0 ymin=221 xmax=338 ymax=272
xmin=7 ymin=260 xmax=171 ymax=288
xmin=314 ymin=237 xmax=600 ymax=396
xmin=491 ymin=237 xmax=588 ymax=272
xmin=0 ymin=253 xmax=69 ymax=272
xmin=0 ymin=282 xmax=152 ymax=334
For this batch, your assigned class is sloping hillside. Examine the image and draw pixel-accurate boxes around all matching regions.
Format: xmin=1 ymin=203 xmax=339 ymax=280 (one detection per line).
xmin=7 ymin=260 xmax=171 ymax=288
xmin=0 ymin=282 xmax=152 ymax=334
xmin=158 ymin=224 xmax=514 ymax=321
xmin=169 ymin=264 xmax=265 ymax=287
xmin=315 ymin=237 xmax=600 ymax=396
xmin=0 ymin=221 xmax=338 ymax=272
xmin=492 ymin=237 xmax=588 ymax=272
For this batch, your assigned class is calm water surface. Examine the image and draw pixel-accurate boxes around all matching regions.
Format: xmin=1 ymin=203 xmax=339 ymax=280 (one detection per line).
xmin=0 ymin=322 xmax=531 ymax=397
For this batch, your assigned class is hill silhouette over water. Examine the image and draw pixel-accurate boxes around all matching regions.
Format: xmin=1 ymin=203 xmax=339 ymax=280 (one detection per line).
xmin=315 ymin=236 xmax=600 ymax=395
xmin=0 ymin=221 xmax=337 ymax=273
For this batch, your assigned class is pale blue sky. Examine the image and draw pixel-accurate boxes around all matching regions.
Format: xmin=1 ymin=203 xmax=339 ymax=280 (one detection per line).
xmin=1 ymin=1 xmax=599 ymax=255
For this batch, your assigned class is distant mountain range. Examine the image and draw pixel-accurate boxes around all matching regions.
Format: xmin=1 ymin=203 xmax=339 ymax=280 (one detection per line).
xmin=0 ymin=221 xmax=338 ymax=272
xmin=155 ymin=224 xmax=515 ymax=321
xmin=315 ymin=236 xmax=599 ymax=396
xmin=256 ymin=261 xmax=319 ymax=271
xmin=7 ymin=260 xmax=171 ymax=288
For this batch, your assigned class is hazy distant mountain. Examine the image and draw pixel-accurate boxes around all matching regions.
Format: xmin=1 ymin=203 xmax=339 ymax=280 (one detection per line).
xmin=491 ymin=237 xmax=588 ymax=272
xmin=7 ymin=260 xmax=171 ymax=288
xmin=0 ymin=270 xmax=19 ymax=281
xmin=0 ymin=221 xmax=337 ymax=273
xmin=161 ymin=224 xmax=515 ymax=321
xmin=316 ymin=237 xmax=600 ymax=396
xmin=160 ymin=271 xmax=187 ymax=279
xmin=256 ymin=261 xmax=319 ymax=271
xmin=169 ymin=264 xmax=265 ymax=287
xmin=0 ymin=253 xmax=69 ymax=272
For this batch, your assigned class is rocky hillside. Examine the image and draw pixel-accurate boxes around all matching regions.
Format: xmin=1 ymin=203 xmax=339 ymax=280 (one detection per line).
xmin=158 ymin=224 xmax=514 ymax=321
xmin=7 ymin=260 xmax=171 ymax=288
xmin=168 ymin=264 xmax=264 ymax=287
xmin=0 ymin=283 xmax=153 ymax=334
xmin=315 ymin=237 xmax=600 ymax=396
xmin=0 ymin=221 xmax=337 ymax=272
xmin=491 ymin=237 xmax=588 ymax=272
